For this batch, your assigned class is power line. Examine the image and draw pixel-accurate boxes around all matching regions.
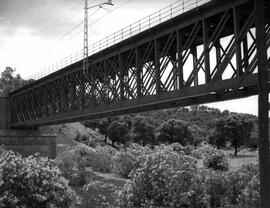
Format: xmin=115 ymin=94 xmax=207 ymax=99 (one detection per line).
xmin=48 ymin=0 xmax=134 ymax=51
xmin=48 ymin=7 xmax=101 ymax=51
xmin=37 ymin=1 xmax=83 ymax=35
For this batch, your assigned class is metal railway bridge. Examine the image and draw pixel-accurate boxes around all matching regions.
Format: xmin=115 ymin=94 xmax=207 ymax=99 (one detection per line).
xmin=9 ymin=0 xmax=270 ymax=127
xmin=2 ymin=0 xmax=270 ymax=206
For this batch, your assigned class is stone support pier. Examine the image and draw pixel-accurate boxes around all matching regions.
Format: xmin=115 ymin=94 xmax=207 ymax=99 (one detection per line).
xmin=0 ymin=93 xmax=57 ymax=158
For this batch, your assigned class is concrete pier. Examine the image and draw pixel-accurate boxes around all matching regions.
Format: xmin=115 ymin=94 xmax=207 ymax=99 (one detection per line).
xmin=0 ymin=130 xmax=56 ymax=158
xmin=0 ymin=93 xmax=57 ymax=158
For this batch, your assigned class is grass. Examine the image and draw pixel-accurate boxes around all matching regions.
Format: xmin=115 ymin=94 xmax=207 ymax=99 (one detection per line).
xmin=226 ymin=149 xmax=258 ymax=169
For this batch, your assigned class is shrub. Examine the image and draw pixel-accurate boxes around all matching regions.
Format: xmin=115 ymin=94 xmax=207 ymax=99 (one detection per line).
xmin=81 ymin=181 xmax=120 ymax=208
xmin=203 ymin=147 xmax=229 ymax=171
xmin=115 ymin=145 xmax=209 ymax=208
xmin=225 ymin=163 xmax=259 ymax=207
xmin=57 ymin=151 xmax=86 ymax=186
xmin=113 ymin=151 xmax=139 ymax=178
xmin=57 ymin=144 xmax=113 ymax=186
xmin=86 ymin=148 xmax=113 ymax=173
xmin=113 ymin=144 xmax=152 ymax=178
xmin=0 ymin=147 xmax=76 ymax=208
xmin=57 ymin=144 xmax=96 ymax=186
xmin=206 ymin=172 xmax=228 ymax=208
xmin=206 ymin=163 xmax=259 ymax=208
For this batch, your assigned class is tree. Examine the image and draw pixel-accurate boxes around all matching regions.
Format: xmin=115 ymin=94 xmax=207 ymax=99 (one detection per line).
xmin=0 ymin=67 xmax=23 ymax=92
xmin=157 ymin=119 xmax=193 ymax=145
xmin=132 ymin=116 xmax=156 ymax=146
xmin=212 ymin=114 xmax=253 ymax=155
xmin=208 ymin=130 xmax=227 ymax=150
xmin=84 ymin=118 xmax=110 ymax=142
xmin=108 ymin=119 xmax=130 ymax=146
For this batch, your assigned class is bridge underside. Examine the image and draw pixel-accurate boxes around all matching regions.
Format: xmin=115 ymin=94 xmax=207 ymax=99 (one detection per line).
xmin=9 ymin=0 xmax=270 ymax=128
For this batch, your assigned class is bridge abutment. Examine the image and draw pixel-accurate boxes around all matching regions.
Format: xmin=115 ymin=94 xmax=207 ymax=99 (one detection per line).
xmin=0 ymin=93 xmax=57 ymax=158
xmin=0 ymin=93 xmax=11 ymax=129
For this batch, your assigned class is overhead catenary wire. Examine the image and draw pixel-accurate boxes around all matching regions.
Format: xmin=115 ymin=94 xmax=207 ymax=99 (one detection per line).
xmin=47 ymin=0 xmax=134 ymax=51
xmin=36 ymin=0 xmax=102 ymax=36
xmin=36 ymin=0 xmax=84 ymax=37
xmin=48 ymin=7 xmax=101 ymax=51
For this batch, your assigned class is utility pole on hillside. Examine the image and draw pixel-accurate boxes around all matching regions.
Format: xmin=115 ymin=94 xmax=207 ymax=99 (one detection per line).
xmin=83 ymin=0 xmax=114 ymax=75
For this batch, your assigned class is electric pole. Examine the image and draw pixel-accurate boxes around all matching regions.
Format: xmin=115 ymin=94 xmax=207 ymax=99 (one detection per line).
xmin=83 ymin=0 xmax=113 ymax=74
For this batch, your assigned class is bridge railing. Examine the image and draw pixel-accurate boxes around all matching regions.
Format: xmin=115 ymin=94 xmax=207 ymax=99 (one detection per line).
xmin=27 ymin=0 xmax=211 ymax=81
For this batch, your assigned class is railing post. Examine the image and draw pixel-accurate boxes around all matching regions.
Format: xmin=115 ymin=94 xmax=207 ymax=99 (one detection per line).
xmin=183 ymin=0 xmax=185 ymax=12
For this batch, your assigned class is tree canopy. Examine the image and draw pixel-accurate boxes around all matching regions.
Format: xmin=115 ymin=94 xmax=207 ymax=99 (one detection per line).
xmin=157 ymin=119 xmax=193 ymax=145
xmin=210 ymin=114 xmax=254 ymax=155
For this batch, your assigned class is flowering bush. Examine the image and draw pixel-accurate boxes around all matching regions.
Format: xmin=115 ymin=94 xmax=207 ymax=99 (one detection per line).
xmin=81 ymin=181 xmax=121 ymax=208
xmin=115 ymin=145 xmax=209 ymax=208
xmin=0 ymin=147 xmax=76 ymax=208
xmin=113 ymin=144 xmax=152 ymax=178
xmin=225 ymin=163 xmax=259 ymax=207
xmin=57 ymin=144 xmax=96 ymax=186
xmin=206 ymin=163 xmax=259 ymax=208
xmin=57 ymin=144 xmax=114 ymax=187
xmin=206 ymin=172 xmax=228 ymax=208
xmin=203 ymin=147 xmax=229 ymax=171
xmin=57 ymin=151 xmax=86 ymax=186
xmin=113 ymin=151 xmax=139 ymax=178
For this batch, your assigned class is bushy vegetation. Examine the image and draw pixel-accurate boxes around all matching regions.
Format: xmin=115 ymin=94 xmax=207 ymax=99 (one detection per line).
xmin=113 ymin=144 xmax=152 ymax=178
xmin=113 ymin=144 xmax=259 ymax=208
xmin=203 ymin=147 xmax=229 ymax=171
xmin=0 ymin=147 xmax=76 ymax=208
xmin=57 ymin=144 xmax=114 ymax=186
xmin=115 ymin=145 xmax=209 ymax=208
xmin=207 ymin=164 xmax=259 ymax=208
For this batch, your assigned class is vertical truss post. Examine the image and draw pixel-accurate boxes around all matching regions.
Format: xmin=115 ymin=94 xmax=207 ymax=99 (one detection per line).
xmin=172 ymin=56 xmax=178 ymax=91
xmin=44 ymin=89 xmax=49 ymax=117
xmin=155 ymin=39 xmax=161 ymax=93
xmin=176 ymin=30 xmax=184 ymax=89
xmin=71 ymin=81 xmax=76 ymax=110
xmin=215 ymin=40 xmax=222 ymax=80
xmin=58 ymin=84 xmax=63 ymax=114
xmin=136 ymin=47 xmax=142 ymax=98
xmin=243 ymin=35 xmax=249 ymax=72
xmin=119 ymin=53 xmax=125 ymax=100
xmin=80 ymin=73 xmax=86 ymax=109
xmin=233 ymin=7 xmax=243 ymax=76
xmin=191 ymin=46 xmax=198 ymax=86
xmin=203 ymin=20 xmax=211 ymax=83
xmin=256 ymin=0 xmax=270 ymax=207
xmin=88 ymin=66 xmax=95 ymax=106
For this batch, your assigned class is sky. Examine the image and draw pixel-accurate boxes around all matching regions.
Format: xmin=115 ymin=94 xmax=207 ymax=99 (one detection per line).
xmin=0 ymin=0 xmax=259 ymax=115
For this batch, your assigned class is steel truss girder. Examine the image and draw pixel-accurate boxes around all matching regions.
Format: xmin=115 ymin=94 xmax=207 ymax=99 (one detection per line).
xmin=9 ymin=0 xmax=270 ymax=127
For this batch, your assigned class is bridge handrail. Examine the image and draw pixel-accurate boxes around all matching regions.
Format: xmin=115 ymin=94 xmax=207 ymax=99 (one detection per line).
xmin=27 ymin=0 xmax=211 ymax=81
